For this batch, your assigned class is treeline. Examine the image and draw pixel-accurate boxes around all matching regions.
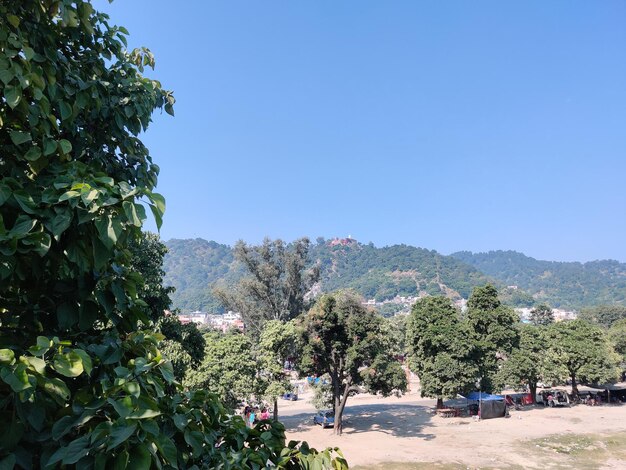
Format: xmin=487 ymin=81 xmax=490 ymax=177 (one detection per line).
xmin=452 ymin=250 xmax=626 ymax=309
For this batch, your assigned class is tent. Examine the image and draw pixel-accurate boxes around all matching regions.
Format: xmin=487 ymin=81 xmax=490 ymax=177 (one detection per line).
xmin=462 ymin=392 xmax=506 ymax=419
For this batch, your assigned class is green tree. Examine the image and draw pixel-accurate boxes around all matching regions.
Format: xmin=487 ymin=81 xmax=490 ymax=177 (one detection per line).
xmin=466 ymin=285 xmax=519 ymax=392
xmin=496 ymin=324 xmax=546 ymax=402
xmin=406 ymin=297 xmax=477 ymax=407
xmin=128 ymin=231 xmax=175 ymax=322
xmin=578 ymin=305 xmax=626 ymax=329
xmin=608 ymin=319 xmax=626 ymax=364
xmin=543 ymin=320 xmax=621 ymax=396
xmin=258 ymin=320 xmax=298 ymax=420
xmin=297 ymin=292 xmax=407 ymax=435
xmin=215 ymin=237 xmax=320 ymax=336
xmin=185 ymin=331 xmax=261 ymax=409
xmin=0 ymin=2 xmax=345 ymax=467
xmin=530 ymin=303 xmax=554 ymax=326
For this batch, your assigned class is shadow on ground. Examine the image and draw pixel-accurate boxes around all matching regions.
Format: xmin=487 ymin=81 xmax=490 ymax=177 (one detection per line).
xmin=281 ymin=402 xmax=436 ymax=440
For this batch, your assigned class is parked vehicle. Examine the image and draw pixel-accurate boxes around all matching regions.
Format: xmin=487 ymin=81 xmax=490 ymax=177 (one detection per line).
xmin=537 ymin=390 xmax=570 ymax=407
xmin=282 ymin=392 xmax=298 ymax=401
xmin=313 ymin=410 xmax=335 ymax=428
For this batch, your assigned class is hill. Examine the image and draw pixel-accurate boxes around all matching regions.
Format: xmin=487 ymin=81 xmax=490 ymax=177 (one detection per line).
xmin=163 ymin=237 xmax=499 ymax=313
xmin=451 ymin=250 xmax=626 ymax=309
xmin=162 ymin=238 xmax=236 ymax=312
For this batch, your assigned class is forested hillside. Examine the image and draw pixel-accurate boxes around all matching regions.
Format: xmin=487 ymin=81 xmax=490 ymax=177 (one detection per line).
xmin=163 ymin=238 xmax=497 ymax=312
xmin=163 ymin=239 xmax=237 ymax=312
xmin=309 ymin=239 xmax=492 ymax=300
xmin=451 ymin=250 xmax=626 ymax=309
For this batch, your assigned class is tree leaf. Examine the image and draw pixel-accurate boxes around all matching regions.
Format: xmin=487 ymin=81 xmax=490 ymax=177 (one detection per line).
xmin=107 ymin=422 xmax=137 ymax=450
xmin=0 ymin=349 xmax=15 ymax=365
xmin=154 ymin=435 xmax=178 ymax=468
xmin=4 ymin=85 xmax=21 ymax=108
xmin=10 ymin=131 xmax=31 ymax=145
xmin=52 ymin=350 xmax=84 ymax=377
xmin=59 ymin=139 xmax=72 ymax=154
xmin=24 ymin=146 xmax=42 ymax=162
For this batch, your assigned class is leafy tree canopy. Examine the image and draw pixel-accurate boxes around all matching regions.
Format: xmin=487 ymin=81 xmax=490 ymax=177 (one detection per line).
xmin=466 ymin=285 xmax=519 ymax=392
xmin=297 ymin=292 xmax=407 ymax=434
xmin=215 ymin=237 xmax=319 ymax=336
xmin=543 ymin=319 xmax=621 ymax=395
xmin=406 ymin=296 xmax=477 ymax=406
xmin=529 ymin=303 xmax=554 ymax=326
xmin=496 ymin=324 xmax=546 ymax=402
xmin=578 ymin=305 xmax=626 ymax=329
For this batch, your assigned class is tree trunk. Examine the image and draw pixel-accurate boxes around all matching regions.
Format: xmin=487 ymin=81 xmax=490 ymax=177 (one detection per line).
xmin=436 ymin=397 xmax=444 ymax=409
xmin=571 ymin=374 xmax=578 ymax=398
xmin=273 ymin=397 xmax=278 ymax=421
xmin=529 ymin=382 xmax=537 ymax=405
xmin=333 ymin=382 xmax=352 ymax=436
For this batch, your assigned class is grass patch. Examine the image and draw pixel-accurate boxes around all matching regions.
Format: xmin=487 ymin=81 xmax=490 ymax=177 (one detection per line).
xmin=521 ymin=432 xmax=626 ymax=469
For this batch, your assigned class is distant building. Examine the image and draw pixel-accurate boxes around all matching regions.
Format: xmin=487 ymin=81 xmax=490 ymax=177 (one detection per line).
xmin=328 ymin=236 xmax=357 ymax=247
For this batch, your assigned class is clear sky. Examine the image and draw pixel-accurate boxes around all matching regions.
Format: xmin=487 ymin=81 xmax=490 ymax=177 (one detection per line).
xmin=97 ymin=0 xmax=626 ymax=262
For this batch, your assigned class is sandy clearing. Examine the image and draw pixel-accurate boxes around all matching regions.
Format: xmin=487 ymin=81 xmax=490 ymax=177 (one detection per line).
xmin=279 ymin=387 xmax=626 ymax=469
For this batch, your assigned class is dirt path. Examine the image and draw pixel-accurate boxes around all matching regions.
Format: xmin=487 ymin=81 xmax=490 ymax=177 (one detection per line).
xmin=280 ymin=389 xmax=626 ymax=469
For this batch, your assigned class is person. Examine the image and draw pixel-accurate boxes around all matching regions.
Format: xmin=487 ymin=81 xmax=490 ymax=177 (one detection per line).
xmin=243 ymin=406 xmax=251 ymax=427
xmin=249 ymin=408 xmax=256 ymax=427
xmin=260 ymin=407 xmax=270 ymax=420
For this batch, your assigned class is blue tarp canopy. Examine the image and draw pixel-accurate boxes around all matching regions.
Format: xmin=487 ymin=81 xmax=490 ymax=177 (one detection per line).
xmin=465 ymin=392 xmax=504 ymax=401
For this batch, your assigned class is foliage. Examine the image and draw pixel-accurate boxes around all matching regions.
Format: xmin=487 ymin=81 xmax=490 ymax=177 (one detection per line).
xmin=452 ymin=250 xmax=626 ymax=309
xmin=184 ymin=331 xmax=260 ymax=409
xmin=128 ymin=232 xmax=175 ymax=322
xmin=496 ymin=324 xmax=546 ymax=401
xmin=383 ymin=314 xmax=408 ymax=358
xmin=530 ymin=303 xmax=554 ymax=326
xmin=215 ymin=237 xmax=320 ymax=336
xmin=608 ymin=319 xmax=626 ymax=365
xmin=578 ymin=305 xmax=626 ymax=329
xmin=543 ymin=320 xmax=621 ymax=394
xmin=406 ymin=297 xmax=477 ymax=406
xmin=0 ymin=2 xmax=345 ymax=468
xmin=157 ymin=315 xmax=205 ymax=364
xmin=258 ymin=320 xmax=298 ymax=419
xmin=310 ymin=378 xmax=333 ymax=411
xmin=466 ymin=285 xmax=519 ymax=392
xmin=297 ymin=292 xmax=407 ymax=434
xmin=0 ymin=331 xmax=346 ymax=469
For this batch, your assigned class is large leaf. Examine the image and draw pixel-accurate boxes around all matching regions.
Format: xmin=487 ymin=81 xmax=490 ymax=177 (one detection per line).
xmin=10 ymin=131 xmax=32 ymax=145
xmin=154 ymin=435 xmax=178 ymax=468
xmin=52 ymin=350 xmax=84 ymax=377
xmin=107 ymin=422 xmax=137 ymax=450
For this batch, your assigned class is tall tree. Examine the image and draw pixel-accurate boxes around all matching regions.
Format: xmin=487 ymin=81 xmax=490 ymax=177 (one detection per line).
xmin=297 ymin=292 xmax=407 ymax=435
xmin=543 ymin=320 xmax=621 ymax=396
xmin=0 ymin=2 xmax=344 ymax=467
xmin=215 ymin=237 xmax=319 ymax=336
xmin=258 ymin=320 xmax=298 ymax=420
xmin=466 ymin=285 xmax=519 ymax=392
xmin=496 ymin=324 xmax=546 ymax=403
xmin=406 ymin=297 xmax=477 ymax=407
xmin=529 ymin=303 xmax=554 ymax=326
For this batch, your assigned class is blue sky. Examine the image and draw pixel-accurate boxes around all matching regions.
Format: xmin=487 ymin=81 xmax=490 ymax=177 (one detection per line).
xmin=98 ymin=1 xmax=626 ymax=262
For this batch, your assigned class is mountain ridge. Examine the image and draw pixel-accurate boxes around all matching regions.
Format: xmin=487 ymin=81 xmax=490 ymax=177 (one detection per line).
xmin=162 ymin=238 xmax=626 ymax=313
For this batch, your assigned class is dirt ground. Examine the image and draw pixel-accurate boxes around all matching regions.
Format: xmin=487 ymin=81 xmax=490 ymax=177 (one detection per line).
xmin=279 ymin=383 xmax=626 ymax=469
